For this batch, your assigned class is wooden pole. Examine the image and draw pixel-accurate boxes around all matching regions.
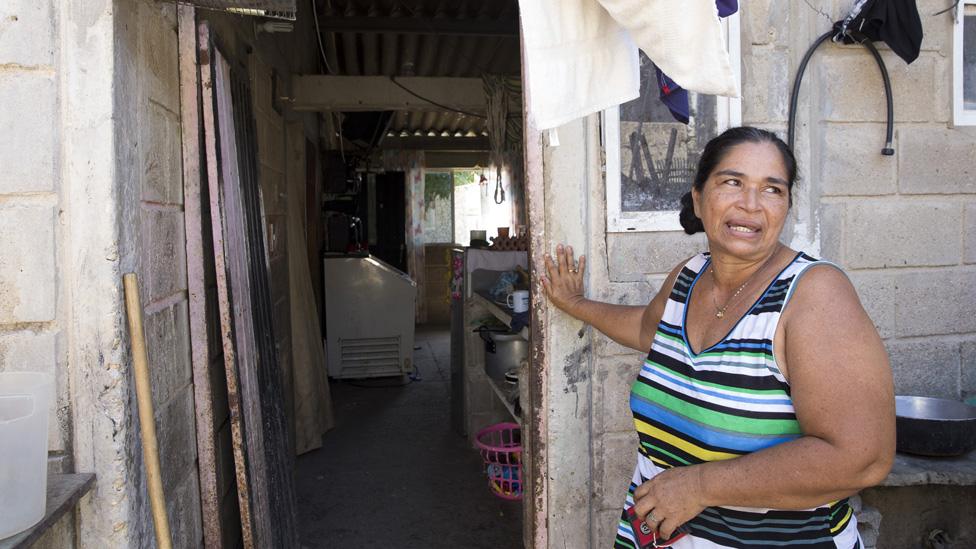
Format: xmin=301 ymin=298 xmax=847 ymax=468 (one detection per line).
xmin=123 ymin=273 xmax=174 ymax=549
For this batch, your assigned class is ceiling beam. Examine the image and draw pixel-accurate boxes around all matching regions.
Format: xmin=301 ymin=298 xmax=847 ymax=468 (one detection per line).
xmin=425 ymin=151 xmax=490 ymax=168
xmin=291 ymin=75 xmax=486 ymax=112
xmin=379 ymin=136 xmax=489 ymax=151
xmin=317 ymin=16 xmax=518 ymax=36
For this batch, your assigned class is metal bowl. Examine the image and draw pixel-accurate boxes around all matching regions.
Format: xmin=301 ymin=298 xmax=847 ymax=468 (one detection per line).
xmin=895 ymin=396 xmax=976 ymax=457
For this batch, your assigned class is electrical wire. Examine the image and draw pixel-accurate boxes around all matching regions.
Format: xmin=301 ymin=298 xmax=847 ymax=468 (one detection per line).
xmin=389 ymin=76 xmax=486 ymax=119
xmin=310 ymin=0 xmax=335 ymax=75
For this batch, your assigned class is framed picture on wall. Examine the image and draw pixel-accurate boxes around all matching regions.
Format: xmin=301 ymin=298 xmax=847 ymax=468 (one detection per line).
xmin=605 ymin=14 xmax=741 ymax=233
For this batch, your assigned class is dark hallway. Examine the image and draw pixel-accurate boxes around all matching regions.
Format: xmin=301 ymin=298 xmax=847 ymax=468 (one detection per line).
xmin=295 ymin=327 xmax=523 ymax=548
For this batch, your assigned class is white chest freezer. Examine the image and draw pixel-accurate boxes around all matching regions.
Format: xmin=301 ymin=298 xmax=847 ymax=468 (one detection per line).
xmin=323 ymin=255 xmax=417 ymax=379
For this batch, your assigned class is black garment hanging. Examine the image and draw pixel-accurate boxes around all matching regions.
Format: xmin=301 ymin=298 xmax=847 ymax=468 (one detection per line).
xmin=833 ymin=0 xmax=923 ymax=64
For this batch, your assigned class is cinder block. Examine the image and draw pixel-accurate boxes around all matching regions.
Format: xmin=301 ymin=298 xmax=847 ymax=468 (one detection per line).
xmin=166 ymin=462 xmax=204 ymax=549
xmin=819 ymin=124 xmax=897 ymax=196
xmin=0 ymin=1 xmax=55 ymax=67
xmin=142 ymin=102 xmax=183 ymax=205
xmin=899 ymin=128 xmax=976 ymax=194
xmin=962 ymin=339 xmax=976 ymax=401
xmin=741 ymin=0 xmax=790 ymax=47
xmin=603 ymin=280 xmax=655 ymax=307
xmin=819 ymin=202 xmax=845 ymax=263
xmin=144 ymin=298 xmax=191 ymax=409
xmin=156 ymin=388 xmax=198 ymax=493
xmin=0 ymin=329 xmax=56 ymax=371
xmin=847 ymin=270 xmax=897 ymax=338
xmin=592 ymin=355 xmax=641 ymax=434
xmin=0 ymin=71 xmax=55 ymax=193
xmin=845 ymin=201 xmax=961 ymax=268
xmin=820 ymin=51 xmax=937 ymax=123
xmin=0 ymin=329 xmax=63 ymax=450
xmin=886 ymin=337 xmax=960 ymax=399
xmin=916 ymin=0 xmax=953 ymax=55
xmin=141 ymin=207 xmax=188 ymax=304
xmin=892 ymin=268 xmax=976 ymax=337
xmin=593 ymin=507 xmax=624 ymax=549
xmin=741 ymin=47 xmax=790 ymax=124
xmin=607 ymin=232 xmax=706 ymax=282
xmin=963 ymin=203 xmax=976 ymax=264
xmin=27 ymin=511 xmax=74 ymax=549
xmin=0 ymin=203 xmax=55 ymax=322
xmin=595 ymin=431 xmax=639 ymax=509
xmin=138 ymin=1 xmax=179 ymax=112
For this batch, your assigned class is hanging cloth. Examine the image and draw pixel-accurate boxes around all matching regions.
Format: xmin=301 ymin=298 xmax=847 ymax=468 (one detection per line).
xmin=654 ymin=0 xmax=739 ymax=124
xmin=518 ymin=0 xmax=640 ymax=130
xmin=594 ymin=0 xmax=739 ymax=96
xmin=518 ymin=0 xmax=739 ymax=130
xmin=832 ymin=0 xmax=923 ymax=64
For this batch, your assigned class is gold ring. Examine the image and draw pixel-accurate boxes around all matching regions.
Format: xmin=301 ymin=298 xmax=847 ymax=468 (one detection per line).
xmin=569 ymin=268 xmax=578 ymax=273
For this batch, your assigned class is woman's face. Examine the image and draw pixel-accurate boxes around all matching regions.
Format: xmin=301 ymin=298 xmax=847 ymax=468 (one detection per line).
xmin=692 ymin=141 xmax=791 ymax=261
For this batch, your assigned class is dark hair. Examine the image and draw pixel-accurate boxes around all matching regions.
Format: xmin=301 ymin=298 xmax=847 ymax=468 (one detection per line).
xmin=679 ymin=126 xmax=797 ymax=235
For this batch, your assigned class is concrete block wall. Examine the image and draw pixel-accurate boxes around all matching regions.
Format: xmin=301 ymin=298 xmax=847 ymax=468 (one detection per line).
xmin=116 ymin=1 xmax=203 ymax=546
xmin=0 ymin=0 xmax=71 ymax=528
xmin=576 ymin=2 xmax=976 ymax=546
xmin=805 ymin=0 xmax=976 ymax=402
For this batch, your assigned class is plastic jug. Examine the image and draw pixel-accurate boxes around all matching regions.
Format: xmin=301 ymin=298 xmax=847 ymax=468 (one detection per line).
xmin=0 ymin=372 xmax=53 ymax=539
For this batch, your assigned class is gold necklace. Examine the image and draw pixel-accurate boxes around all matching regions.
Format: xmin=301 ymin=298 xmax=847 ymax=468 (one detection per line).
xmin=710 ymin=272 xmax=750 ymax=319
xmin=709 ymin=250 xmax=780 ymax=319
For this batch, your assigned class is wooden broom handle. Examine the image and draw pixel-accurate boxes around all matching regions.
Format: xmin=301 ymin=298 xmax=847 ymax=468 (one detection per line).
xmin=123 ymin=273 xmax=174 ymax=549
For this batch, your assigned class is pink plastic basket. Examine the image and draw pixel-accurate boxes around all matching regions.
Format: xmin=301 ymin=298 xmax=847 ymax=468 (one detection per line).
xmin=474 ymin=422 xmax=522 ymax=500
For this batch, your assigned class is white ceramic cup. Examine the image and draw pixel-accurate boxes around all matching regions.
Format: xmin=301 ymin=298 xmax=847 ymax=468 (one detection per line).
xmin=506 ymin=290 xmax=529 ymax=313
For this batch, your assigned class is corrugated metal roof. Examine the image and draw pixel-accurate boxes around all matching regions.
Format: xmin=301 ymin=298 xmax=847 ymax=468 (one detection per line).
xmin=314 ymin=0 xmax=520 ymax=144
xmin=389 ymin=110 xmax=484 ymax=137
xmin=316 ymin=0 xmax=520 ymax=77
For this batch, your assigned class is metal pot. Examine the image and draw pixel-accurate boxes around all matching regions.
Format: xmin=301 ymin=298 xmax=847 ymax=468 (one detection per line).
xmin=482 ymin=331 xmax=528 ymax=380
xmin=895 ymin=396 xmax=976 ymax=457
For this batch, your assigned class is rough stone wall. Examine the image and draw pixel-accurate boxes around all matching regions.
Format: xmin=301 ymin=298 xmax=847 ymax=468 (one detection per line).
xmin=577 ymin=2 xmax=976 ymax=547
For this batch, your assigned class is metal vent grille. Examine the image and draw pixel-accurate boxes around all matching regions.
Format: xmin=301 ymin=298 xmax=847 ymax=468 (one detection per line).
xmin=339 ymin=336 xmax=402 ymax=376
xmin=178 ymin=0 xmax=297 ymax=20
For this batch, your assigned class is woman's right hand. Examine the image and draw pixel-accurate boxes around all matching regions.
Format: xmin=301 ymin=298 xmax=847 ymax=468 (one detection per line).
xmin=541 ymin=244 xmax=586 ymax=316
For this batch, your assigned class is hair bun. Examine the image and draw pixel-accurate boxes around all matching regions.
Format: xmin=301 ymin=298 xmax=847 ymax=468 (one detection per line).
xmin=679 ymin=191 xmax=704 ymax=235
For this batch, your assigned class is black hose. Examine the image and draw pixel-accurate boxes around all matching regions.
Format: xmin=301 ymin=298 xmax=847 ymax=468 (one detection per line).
xmin=788 ymin=30 xmax=895 ymax=156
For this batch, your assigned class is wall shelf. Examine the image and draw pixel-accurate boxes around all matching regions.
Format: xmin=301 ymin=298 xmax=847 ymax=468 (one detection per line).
xmin=486 ymin=374 xmax=520 ymax=422
xmin=0 ymin=473 xmax=95 ymax=549
xmin=471 ymin=292 xmax=529 ymax=340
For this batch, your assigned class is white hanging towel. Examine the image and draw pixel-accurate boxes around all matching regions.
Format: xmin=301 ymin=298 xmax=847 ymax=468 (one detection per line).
xmin=518 ymin=0 xmax=640 ymax=130
xmin=595 ymin=0 xmax=739 ymax=97
xmin=518 ymin=0 xmax=738 ymax=131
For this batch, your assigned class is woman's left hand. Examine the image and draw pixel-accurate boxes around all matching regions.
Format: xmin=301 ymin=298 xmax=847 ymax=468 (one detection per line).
xmin=632 ymin=465 xmax=707 ymax=540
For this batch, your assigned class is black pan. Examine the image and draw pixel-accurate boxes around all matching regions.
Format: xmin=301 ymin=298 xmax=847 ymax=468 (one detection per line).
xmin=895 ymin=396 xmax=976 ymax=457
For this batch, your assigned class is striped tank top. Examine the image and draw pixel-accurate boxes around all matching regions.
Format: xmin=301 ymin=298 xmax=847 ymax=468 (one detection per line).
xmin=614 ymin=252 xmax=861 ymax=549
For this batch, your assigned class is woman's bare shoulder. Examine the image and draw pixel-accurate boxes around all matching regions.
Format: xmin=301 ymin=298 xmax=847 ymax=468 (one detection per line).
xmin=783 ymin=261 xmax=865 ymax=327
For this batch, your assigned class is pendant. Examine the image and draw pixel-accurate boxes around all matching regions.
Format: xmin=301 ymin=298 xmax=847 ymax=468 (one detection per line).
xmin=716 ymin=311 xmax=725 ymax=319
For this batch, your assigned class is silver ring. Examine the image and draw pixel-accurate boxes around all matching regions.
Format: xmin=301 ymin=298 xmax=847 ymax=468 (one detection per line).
xmin=647 ymin=512 xmax=657 ymax=523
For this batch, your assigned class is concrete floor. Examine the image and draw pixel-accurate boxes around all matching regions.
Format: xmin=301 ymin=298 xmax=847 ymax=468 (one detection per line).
xmin=296 ymin=326 xmax=524 ymax=548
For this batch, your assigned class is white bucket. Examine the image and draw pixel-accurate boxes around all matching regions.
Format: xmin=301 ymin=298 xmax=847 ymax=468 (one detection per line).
xmin=0 ymin=372 xmax=53 ymax=539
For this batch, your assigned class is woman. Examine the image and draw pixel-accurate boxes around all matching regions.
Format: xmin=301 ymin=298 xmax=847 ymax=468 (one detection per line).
xmin=542 ymin=127 xmax=895 ymax=548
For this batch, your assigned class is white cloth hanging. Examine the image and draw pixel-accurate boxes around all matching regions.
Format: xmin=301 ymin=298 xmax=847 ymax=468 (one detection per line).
xmin=596 ymin=0 xmax=739 ymax=97
xmin=518 ymin=0 xmax=739 ymax=131
xmin=518 ymin=0 xmax=640 ymax=130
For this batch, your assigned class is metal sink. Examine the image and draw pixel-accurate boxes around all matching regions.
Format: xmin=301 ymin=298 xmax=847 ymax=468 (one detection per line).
xmin=895 ymin=396 xmax=976 ymax=457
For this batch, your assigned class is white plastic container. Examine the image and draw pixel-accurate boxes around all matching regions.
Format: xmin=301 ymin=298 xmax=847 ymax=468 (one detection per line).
xmin=0 ymin=372 xmax=53 ymax=539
